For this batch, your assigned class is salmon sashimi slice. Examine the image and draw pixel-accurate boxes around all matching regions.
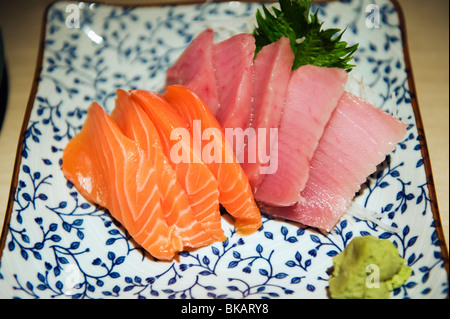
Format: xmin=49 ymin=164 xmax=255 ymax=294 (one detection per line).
xmin=111 ymin=89 xmax=216 ymax=248
xmin=254 ymin=65 xmax=348 ymax=206
xmin=163 ymin=85 xmax=262 ymax=234
xmin=240 ymin=36 xmax=294 ymax=191
xmin=130 ymin=90 xmax=225 ymax=242
xmin=213 ymin=33 xmax=255 ymax=154
xmin=261 ymin=92 xmax=407 ymax=231
xmin=165 ymin=29 xmax=220 ymax=115
xmin=61 ymin=102 xmax=183 ymax=260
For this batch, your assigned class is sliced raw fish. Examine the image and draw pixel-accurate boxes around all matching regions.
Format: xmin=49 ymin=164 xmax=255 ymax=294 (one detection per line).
xmin=213 ymin=33 xmax=255 ymax=148
xmin=61 ymin=103 xmax=187 ymax=260
xmin=164 ymin=85 xmax=262 ymax=234
xmin=112 ymin=89 xmax=222 ymax=246
xmin=254 ymin=65 xmax=348 ymax=206
xmin=261 ymin=92 xmax=407 ymax=231
xmin=240 ymin=36 xmax=294 ymax=190
xmin=165 ymin=29 xmax=220 ymax=114
xmin=130 ymin=90 xmax=225 ymax=242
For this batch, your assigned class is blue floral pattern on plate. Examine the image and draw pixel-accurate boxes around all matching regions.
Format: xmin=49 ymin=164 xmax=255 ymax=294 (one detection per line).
xmin=0 ymin=0 xmax=448 ymax=299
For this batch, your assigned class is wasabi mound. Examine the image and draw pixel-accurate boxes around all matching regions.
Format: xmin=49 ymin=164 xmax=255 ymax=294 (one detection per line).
xmin=329 ymin=235 xmax=412 ymax=299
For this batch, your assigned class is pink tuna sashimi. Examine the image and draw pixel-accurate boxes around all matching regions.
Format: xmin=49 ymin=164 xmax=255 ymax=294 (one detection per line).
xmin=165 ymin=29 xmax=220 ymax=114
xmin=261 ymin=92 xmax=407 ymax=231
xmin=214 ymin=33 xmax=255 ymax=157
xmin=254 ymin=65 xmax=348 ymax=206
xmin=240 ymin=36 xmax=294 ymax=190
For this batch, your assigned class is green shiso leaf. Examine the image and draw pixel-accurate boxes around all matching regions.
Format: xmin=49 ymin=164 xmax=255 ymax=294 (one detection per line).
xmin=253 ymin=0 xmax=359 ymax=72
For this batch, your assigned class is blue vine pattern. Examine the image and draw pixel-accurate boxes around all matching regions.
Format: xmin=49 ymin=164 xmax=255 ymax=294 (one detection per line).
xmin=0 ymin=0 xmax=447 ymax=299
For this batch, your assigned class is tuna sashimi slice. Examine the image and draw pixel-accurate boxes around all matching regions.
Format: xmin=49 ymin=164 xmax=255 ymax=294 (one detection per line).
xmin=61 ymin=103 xmax=184 ymax=260
xmin=213 ymin=33 xmax=255 ymax=150
xmin=165 ymin=29 xmax=220 ymax=114
xmin=261 ymin=92 xmax=407 ymax=231
xmin=240 ymin=36 xmax=294 ymax=190
xmin=130 ymin=90 xmax=225 ymax=243
xmin=164 ymin=85 xmax=262 ymax=234
xmin=254 ymin=65 xmax=348 ymax=206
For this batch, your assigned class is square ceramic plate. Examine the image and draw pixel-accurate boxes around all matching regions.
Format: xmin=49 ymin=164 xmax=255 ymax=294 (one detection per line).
xmin=0 ymin=0 xmax=448 ymax=299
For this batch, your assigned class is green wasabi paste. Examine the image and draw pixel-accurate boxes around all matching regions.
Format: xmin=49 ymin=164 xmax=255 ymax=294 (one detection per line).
xmin=329 ymin=235 xmax=412 ymax=299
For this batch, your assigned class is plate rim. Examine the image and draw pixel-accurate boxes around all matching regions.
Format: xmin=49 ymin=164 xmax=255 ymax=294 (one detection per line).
xmin=0 ymin=0 xmax=448 ymax=295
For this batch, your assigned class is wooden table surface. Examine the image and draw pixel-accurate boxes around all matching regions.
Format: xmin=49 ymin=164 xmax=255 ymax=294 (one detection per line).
xmin=0 ymin=0 xmax=448 ymax=253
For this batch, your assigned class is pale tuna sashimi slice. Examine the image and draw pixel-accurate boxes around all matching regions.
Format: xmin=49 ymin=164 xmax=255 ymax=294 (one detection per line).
xmin=111 ymin=89 xmax=217 ymax=248
xmin=61 ymin=103 xmax=183 ymax=260
xmin=130 ymin=90 xmax=225 ymax=243
xmin=261 ymin=92 xmax=407 ymax=231
xmin=254 ymin=65 xmax=348 ymax=206
xmin=164 ymin=85 xmax=262 ymax=234
xmin=165 ymin=29 xmax=220 ymax=114
xmin=240 ymin=36 xmax=294 ymax=190
xmin=213 ymin=33 xmax=255 ymax=153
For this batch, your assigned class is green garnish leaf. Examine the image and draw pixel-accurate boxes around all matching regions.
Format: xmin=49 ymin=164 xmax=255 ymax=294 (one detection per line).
xmin=253 ymin=0 xmax=359 ymax=72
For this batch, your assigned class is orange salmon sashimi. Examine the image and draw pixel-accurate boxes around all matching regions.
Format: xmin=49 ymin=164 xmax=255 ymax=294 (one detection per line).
xmin=163 ymin=85 xmax=262 ymax=234
xmin=111 ymin=89 xmax=217 ymax=248
xmin=130 ymin=90 xmax=226 ymax=242
xmin=61 ymin=102 xmax=183 ymax=260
